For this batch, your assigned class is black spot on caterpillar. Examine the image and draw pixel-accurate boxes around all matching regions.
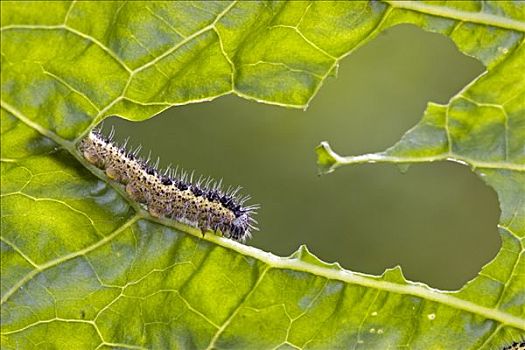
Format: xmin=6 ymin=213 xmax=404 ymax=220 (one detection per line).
xmin=79 ymin=128 xmax=258 ymax=242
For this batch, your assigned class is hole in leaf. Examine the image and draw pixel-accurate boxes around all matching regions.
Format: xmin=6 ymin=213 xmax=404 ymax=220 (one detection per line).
xmin=108 ymin=24 xmax=498 ymax=290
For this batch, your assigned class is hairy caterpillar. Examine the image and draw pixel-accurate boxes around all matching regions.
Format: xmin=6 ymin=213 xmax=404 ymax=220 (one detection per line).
xmin=503 ymin=341 xmax=525 ymax=350
xmin=79 ymin=128 xmax=258 ymax=242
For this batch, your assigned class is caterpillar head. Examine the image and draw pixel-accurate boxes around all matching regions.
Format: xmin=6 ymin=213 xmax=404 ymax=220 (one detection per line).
xmin=230 ymin=214 xmax=250 ymax=241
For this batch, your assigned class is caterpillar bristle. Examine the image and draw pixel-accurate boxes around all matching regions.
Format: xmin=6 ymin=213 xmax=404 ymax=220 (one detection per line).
xmin=79 ymin=129 xmax=258 ymax=242
xmin=163 ymin=164 xmax=172 ymax=176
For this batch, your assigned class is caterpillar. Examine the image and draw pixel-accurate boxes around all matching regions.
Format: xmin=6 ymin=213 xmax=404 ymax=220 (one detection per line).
xmin=79 ymin=128 xmax=258 ymax=242
xmin=503 ymin=341 xmax=525 ymax=350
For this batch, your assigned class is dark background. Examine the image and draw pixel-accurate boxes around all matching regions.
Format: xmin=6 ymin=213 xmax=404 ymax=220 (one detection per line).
xmin=108 ymin=24 xmax=498 ymax=290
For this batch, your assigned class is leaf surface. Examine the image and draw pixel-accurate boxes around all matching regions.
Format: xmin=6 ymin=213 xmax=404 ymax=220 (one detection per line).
xmin=1 ymin=1 xmax=524 ymax=349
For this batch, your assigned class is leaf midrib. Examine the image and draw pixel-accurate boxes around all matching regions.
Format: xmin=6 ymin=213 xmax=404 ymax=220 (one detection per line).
xmin=1 ymin=100 xmax=524 ymax=331
xmin=384 ymin=0 xmax=525 ymax=33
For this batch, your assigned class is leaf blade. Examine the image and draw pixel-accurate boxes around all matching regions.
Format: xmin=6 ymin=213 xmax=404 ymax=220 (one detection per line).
xmin=2 ymin=1 xmax=524 ymax=349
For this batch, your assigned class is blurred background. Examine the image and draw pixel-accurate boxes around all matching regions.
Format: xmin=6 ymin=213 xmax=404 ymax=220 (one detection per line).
xmin=108 ymin=24 xmax=498 ymax=290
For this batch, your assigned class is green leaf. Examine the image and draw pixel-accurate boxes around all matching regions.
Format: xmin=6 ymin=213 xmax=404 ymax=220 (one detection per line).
xmin=1 ymin=1 xmax=524 ymax=349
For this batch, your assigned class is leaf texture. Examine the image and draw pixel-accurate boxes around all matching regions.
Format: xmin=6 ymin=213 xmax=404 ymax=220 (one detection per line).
xmin=1 ymin=1 xmax=524 ymax=349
